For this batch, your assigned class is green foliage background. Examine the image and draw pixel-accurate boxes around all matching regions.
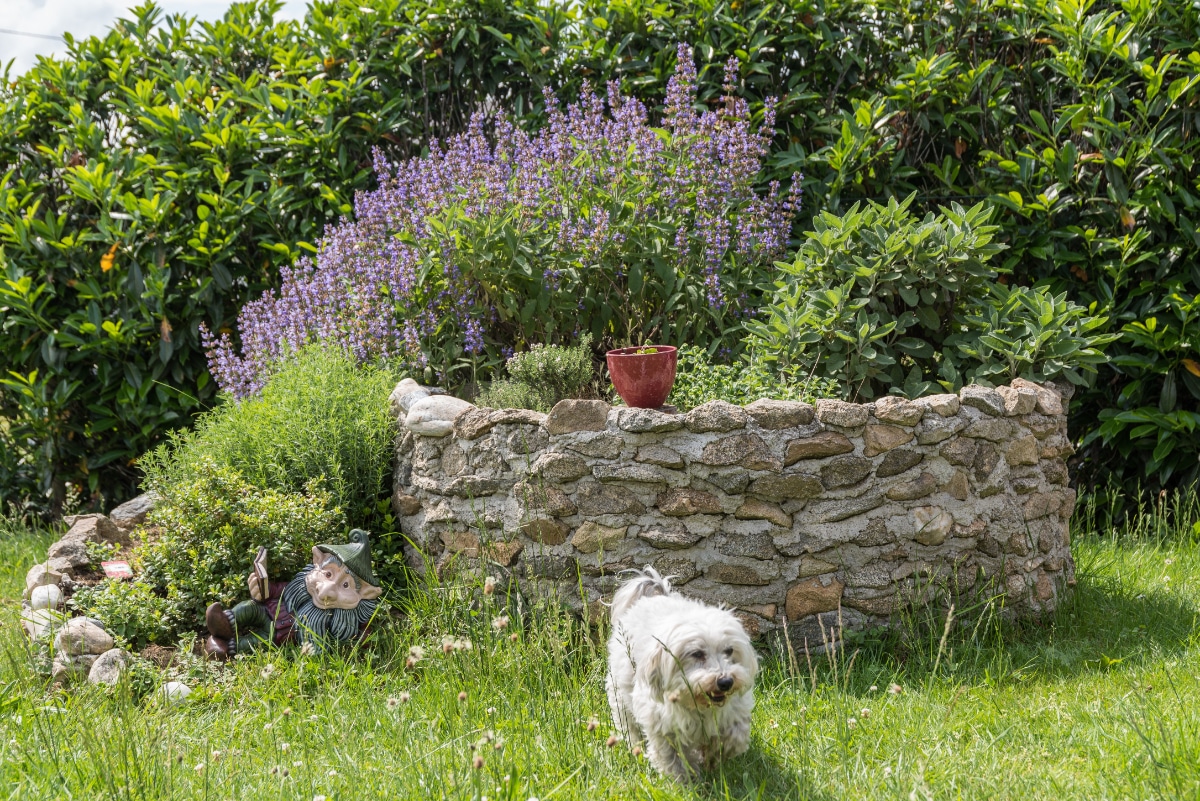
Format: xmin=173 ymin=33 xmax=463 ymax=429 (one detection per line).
xmin=747 ymin=196 xmax=1117 ymax=399
xmin=2 ymin=0 xmax=1200 ymax=509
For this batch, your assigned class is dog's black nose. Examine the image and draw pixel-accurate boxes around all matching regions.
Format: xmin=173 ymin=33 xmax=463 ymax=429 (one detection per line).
xmin=717 ymin=676 xmax=734 ymax=692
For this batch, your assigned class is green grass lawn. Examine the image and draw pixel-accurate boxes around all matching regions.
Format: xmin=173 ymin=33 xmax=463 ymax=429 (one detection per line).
xmin=0 ymin=504 xmax=1197 ymax=800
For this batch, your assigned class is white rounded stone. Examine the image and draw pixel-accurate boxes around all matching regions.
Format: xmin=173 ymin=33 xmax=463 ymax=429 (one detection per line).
xmin=24 ymin=563 xmax=64 ymax=599
xmin=405 ymin=395 xmax=475 ymax=437
xmin=20 ymin=607 xmax=67 ymax=641
xmin=29 ymin=584 xmax=64 ymax=611
xmin=161 ymin=681 xmax=192 ymax=703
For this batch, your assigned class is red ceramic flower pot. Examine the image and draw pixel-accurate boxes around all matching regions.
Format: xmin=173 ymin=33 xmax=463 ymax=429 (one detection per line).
xmin=606 ymin=346 xmax=678 ymax=409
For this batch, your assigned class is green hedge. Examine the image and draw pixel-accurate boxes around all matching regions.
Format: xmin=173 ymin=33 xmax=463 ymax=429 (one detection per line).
xmin=4 ymin=0 xmax=1200 ymax=511
xmin=0 ymin=0 xmax=560 ymax=513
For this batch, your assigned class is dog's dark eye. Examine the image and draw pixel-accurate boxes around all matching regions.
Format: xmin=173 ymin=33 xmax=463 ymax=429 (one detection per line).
xmin=723 ymin=647 xmax=734 ymax=657
xmin=690 ymin=650 xmax=706 ymax=661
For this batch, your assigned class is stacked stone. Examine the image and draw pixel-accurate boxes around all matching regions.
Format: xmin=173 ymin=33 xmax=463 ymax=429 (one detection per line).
xmin=21 ymin=496 xmax=155 ymax=684
xmin=392 ymin=379 xmax=1075 ymax=647
xmin=51 ymin=618 xmax=115 ymax=681
xmin=41 ymin=514 xmax=131 ymax=577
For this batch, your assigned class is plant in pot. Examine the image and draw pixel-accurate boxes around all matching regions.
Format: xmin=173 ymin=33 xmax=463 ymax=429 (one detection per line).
xmin=606 ymin=345 xmax=679 ymax=409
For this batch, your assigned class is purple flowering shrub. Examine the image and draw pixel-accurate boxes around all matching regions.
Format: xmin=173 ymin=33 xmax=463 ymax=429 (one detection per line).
xmin=203 ymin=44 xmax=799 ymax=397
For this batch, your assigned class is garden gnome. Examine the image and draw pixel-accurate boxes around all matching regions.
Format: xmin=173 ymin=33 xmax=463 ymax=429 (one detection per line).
xmin=203 ymin=529 xmax=382 ymax=659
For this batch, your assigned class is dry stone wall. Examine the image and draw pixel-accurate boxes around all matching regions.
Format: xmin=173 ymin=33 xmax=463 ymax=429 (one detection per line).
xmin=392 ymin=379 xmax=1076 ymax=646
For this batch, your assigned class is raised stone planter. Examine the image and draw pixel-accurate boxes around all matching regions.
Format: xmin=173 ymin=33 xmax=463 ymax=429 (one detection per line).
xmin=392 ymin=379 xmax=1076 ymax=647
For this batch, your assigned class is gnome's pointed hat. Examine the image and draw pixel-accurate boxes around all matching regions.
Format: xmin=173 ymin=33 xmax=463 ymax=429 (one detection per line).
xmin=316 ymin=529 xmax=379 ymax=588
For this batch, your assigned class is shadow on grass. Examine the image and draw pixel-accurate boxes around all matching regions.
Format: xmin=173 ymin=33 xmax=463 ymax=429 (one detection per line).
xmin=799 ymin=540 xmax=1200 ymax=690
xmin=1013 ymin=555 xmax=1199 ymax=677
xmin=701 ymin=744 xmax=834 ymax=801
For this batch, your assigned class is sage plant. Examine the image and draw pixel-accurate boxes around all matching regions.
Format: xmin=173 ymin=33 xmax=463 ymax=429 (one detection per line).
xmin=203 ymin=44 xmax=800 ymax=397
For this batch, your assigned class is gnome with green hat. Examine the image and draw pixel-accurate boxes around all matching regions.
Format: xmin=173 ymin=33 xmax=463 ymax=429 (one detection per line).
xmin=203 ymin=530 xmax=383 ymax=659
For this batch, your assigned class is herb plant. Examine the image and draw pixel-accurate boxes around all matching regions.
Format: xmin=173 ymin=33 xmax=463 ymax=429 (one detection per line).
xmin=137 ymin=458 xmax=344 ymax=631
xmin=204 ymin=44 xmax=797 ymax=398
xmin=478 ymin=336 xmax=596 ymax=412
xmin=668 ymin=344 xmax=840 ymax=411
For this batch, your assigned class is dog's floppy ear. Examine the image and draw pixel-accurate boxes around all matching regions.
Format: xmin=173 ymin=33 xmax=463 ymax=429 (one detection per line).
xmin=643 ymin=638 xmax=678 ymax=703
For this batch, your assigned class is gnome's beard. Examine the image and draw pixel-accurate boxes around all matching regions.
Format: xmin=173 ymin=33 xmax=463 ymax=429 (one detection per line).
xmin=282 ymin=564 xmax=379 ymax=647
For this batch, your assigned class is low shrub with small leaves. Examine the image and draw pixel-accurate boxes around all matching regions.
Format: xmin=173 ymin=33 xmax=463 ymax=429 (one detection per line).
xmin=140 ymin=346 xmax=397 ymax=525
xmin=69 ymin=579 xmax=181 ymax=651
xmin=668 ymin=345 xmax=840 ymax=411
xmin=136 ymin=458 xmax=344 ymax=633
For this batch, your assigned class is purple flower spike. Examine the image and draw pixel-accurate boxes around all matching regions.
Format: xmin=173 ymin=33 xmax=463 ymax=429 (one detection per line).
xmin=205 ymin=42 xmax=796 ymax=397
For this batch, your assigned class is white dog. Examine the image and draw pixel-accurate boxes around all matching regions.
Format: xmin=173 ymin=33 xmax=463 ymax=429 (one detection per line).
xmin=605 ymin=567 xmax=758 ymax=780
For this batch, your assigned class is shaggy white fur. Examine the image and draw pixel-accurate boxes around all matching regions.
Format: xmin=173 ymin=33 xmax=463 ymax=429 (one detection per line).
xmin=605 ymin=567 xmax=758 ymax=780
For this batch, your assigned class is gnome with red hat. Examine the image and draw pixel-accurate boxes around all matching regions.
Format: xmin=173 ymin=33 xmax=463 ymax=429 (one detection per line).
xmin=203 ymin=529 xmax=382 ymax=659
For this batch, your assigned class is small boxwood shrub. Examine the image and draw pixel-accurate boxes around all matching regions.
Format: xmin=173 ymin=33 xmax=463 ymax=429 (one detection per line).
xmin=69 ymin=580 xmax=181 ymax=651
xmin=137 ymin=458 xmax=344 ymax=630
